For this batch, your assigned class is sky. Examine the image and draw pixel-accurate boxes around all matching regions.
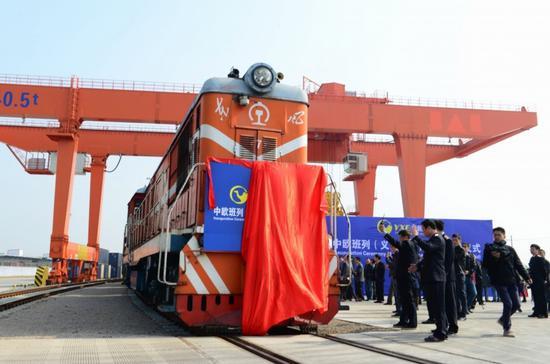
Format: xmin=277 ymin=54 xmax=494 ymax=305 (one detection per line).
xmin=0 ymin=1 xmax=548 ymax=263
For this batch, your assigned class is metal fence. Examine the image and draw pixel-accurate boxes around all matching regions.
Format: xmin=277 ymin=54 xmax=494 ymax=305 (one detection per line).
xmin=0 ymin=73 xmax=201 ymax=93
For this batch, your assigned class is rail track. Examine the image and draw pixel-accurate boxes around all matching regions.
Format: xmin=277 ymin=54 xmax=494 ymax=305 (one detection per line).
xmin=315 ymin=333 xmax=443 ymax=364
xmin=214 ymin=328 xmax=445 ymax=364
xmin=220 ymin=336 xmax=300 ymax=364
xmin=0 ymin=280 xmax=117 ymax=312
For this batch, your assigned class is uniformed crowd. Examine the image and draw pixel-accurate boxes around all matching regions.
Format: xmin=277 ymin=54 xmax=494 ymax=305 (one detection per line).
xmin=338 ymin=221 xmax=550 ymax=342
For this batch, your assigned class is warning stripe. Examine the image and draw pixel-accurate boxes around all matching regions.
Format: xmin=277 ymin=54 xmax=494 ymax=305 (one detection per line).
xmin=34 ymin=266 xmax=48 ymax=287
xmin=186 ymin=236 xmax=230 ymax=294
xmin=179 ymin=250 xmax=208 ymax=294
xmin=179 ymin=236 xmax=230 ymax=294
xmin=328 ymin=256 xmax=337 ymax=279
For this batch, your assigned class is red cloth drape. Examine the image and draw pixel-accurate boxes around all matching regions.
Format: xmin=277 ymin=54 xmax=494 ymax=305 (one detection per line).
xmin=241 ymin=162 xmax=329 ymax=335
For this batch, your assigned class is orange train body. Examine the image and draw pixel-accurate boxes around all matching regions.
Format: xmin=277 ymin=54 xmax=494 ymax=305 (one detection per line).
xmin=124 ymin=64 xmax=340 ymax=330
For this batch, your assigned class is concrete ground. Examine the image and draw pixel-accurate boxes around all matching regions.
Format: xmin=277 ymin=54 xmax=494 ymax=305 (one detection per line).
xmin=336 ymin=299 xmax=550 ymax=364
xmin=1 ymin=283 xmax=548 ymax=363
xmin=0 ymin=276 xmax=35 ymax=292
xmin=0 ymin=283 xmax=266 ymax=363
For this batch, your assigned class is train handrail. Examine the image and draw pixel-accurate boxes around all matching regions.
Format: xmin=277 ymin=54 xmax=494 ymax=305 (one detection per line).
xmin=325 ymin=173 xmax=352 ymax=287
xmin=157 ymin=162 xmax=205 ymax=286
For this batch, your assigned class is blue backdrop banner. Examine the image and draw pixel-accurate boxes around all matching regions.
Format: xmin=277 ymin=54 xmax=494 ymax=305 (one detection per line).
xmin=329 ymin=216 xmax=493 ymax=296
xmin=329 ymin=216 xmax=493 ymax=261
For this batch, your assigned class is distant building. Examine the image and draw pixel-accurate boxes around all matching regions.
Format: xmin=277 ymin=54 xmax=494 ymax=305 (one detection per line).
xmin=7 ymin=249 xmax=24 ymax=257
xmin=0 ymin=255 xmax=51 ymax=267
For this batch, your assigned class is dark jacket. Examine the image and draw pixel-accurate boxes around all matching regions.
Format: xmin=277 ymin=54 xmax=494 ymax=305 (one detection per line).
xmin=384 ymin=234 xmax=419 ymax=279
xmin=386 ymin=253 xmax=396 ymax=278
xmin=474 ymin=259 xmax=483 ymax=284
xmin=482 ymin=241 xmax=529 ymax=286
xmin=529 ymin=256 xmax=549 ymax=284
xmin=464 ymin=252 xmax=477 ymax=277
xmin=375 ymin=261 xmax=386 ymax=282
xmin=339 ymin=259 xmax=351 ymax=283
xmin=454 ymin=244 xmax=466 ymax=276
xmin=443 ymin=235 xmax=455 ymax=282
xmin=364 ymin=263 xmax=375 ymax=281
xmin=412 ymin=234 xmax=446 ymax=283
xmin=354 ymin=261 xmax=365 ymax=282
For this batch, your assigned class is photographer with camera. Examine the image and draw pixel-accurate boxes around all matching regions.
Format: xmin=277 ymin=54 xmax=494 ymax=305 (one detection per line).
xmin=482 ymin=227 xmax=531 ymax=337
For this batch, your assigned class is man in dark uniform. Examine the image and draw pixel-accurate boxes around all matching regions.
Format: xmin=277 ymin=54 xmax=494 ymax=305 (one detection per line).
xmin=435 ymin=220 xmax=459 ymax=335
xmin=410 ymin=219 xmax=447 ymax=342
xmin=383 ymin=229 xmax=419 ymax=329
xmin=353 ymin=256 xmax=365 ymax=301
xmin=482 ymin=227 xmax=531 ymax=337
xmin=541 ymin=249 xmax=550 ymax=312
xmin=338 ymin=255 xmax=351 ymax=301
xmin=364 ymin=259 xmax=375 ymax=301
xmin=374 ymin=254 xmax=385 ymax=303
xmin=528 ymin=244 xmax=548 ymax=318
xmin=452 ymin=234 xmax=468 ymax=320
xmin=463 ymin=243 xmax=478 ymax=312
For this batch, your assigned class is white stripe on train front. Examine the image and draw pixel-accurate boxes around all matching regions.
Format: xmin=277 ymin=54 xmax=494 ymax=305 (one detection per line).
xmin=277 ymin=134 xmax=307 ymax=158
xmin=199 ymin=124 xmax=239 ymax=154
xmin=187 ymin=236 xmax=230 ymax=294
xmin=180 ymin=236 xmax=230 ymax=294
xmin=179 ymin=250 xmax=208 ymax=294
xmin=328 ymin=255 xmax=337 ymax=279
xmin=200 ymin=124 xmax=307 ymax=160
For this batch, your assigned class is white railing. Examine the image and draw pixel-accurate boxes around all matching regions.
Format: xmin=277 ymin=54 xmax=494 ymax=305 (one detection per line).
xmin=387 ymin=95 xmax=529 ymax=112
xmin=0 ymin=74 xmax=71 ymax=87
xmin=6 ymin=145 xmax=55 ymax=171
xmin=0 ymin=118 xmax=60 ymax=128
xmin=159 ymin=163 xmax=204 ymax=285
xmin=80 ymin=121 xmax=178 ymax=133
xmin=351 ymin=133 xmax=394 ymax=143
xmin=308 ymin=83 xmax=532 ymax=112
xmin=78 ymin=78 xmax=201 ymax=93
xmin=0 ymin=73 xmax=201 ymax=94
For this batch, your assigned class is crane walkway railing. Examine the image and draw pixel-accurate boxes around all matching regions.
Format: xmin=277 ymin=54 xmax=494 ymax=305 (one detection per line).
xmin=0 ymin=73 xmax=202 ymax=94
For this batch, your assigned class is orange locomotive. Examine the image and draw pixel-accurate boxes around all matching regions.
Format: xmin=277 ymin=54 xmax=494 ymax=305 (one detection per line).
xmin=124 ymin=63 xmax=340 ymax=330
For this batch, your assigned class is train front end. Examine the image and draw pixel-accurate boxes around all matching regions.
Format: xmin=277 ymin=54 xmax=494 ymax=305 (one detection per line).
xmin=125 ymin=63 xmax=340 ymax=333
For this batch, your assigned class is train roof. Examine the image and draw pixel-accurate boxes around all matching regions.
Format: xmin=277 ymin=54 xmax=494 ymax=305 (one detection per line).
xmin=200 ymin=77 xmax=308 ymax=105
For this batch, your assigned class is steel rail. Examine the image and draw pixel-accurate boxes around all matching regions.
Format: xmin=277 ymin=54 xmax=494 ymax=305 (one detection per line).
xmin=0 ymin=280 xmax=115 ymax=312
xmin=315 ymin=333 xmax=443 ymax=364
xmin=220 ymin=336 xmax=300 ymax=364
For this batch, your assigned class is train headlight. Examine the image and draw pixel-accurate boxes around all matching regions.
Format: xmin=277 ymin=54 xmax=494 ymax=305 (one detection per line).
xmin=244 ymin=63 xmax=276 ymax=93
xmin=253 ymin=66 xmax=273 ymax=87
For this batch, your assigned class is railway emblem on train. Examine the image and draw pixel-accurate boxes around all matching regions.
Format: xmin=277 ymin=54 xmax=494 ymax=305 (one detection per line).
xmin=229 ymin=185 xmax=248 ymax=205
xmin=215 ymin=97 xmax=230 ymax=120
xmin=249 ymin=102 xmax=270 ymax=126
xmin=287 ymin=111 xmax=305 ymax=125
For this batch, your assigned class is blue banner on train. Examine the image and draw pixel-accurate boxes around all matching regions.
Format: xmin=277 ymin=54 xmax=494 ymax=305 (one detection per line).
xmin=329 ymin=216 xmax=493 ymax=261
xmin=204 ymin=161 xmax=251 ymax=251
